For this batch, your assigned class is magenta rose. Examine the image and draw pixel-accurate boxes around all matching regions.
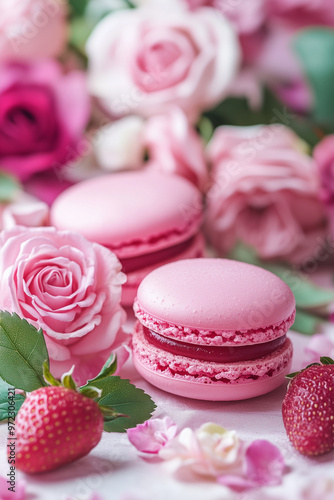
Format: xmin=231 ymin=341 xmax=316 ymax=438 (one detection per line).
xmin=0 ymin=227 xmax=129 ymax=385
xmin=205 ymin=124 xmax=328 ymax=264
xmin=0 ymin=60 xmax=90 ymax=181
xmin=86 ymin=4 xmax=240 ymax=121
xmin=0 ymin=0 xmax=68 ymax=61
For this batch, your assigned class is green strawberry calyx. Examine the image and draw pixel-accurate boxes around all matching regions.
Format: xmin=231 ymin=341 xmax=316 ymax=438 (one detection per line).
xmin=286 ymin=356 xmax=334 ymax=380
xmin=42 ymin=359 xmax=127 ymax=422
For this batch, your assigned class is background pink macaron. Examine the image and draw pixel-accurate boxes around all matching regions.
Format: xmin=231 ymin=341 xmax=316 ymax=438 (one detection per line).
xmin=133 ymin=258 xmax=295 ymax=401
xmin=50 ymin=171 xmax=204 ymax=306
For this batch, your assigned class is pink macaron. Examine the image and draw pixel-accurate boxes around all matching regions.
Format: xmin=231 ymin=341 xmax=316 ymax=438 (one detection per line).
xmin=50 ymin=171 xmax=204 ymax=306
xmin=133 ymin=258 xmax=295 ymax=401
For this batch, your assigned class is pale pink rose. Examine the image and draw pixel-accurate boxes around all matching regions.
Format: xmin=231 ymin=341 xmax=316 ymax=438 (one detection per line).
xmin=95 ymin=116 xmax=145 ymax=172
xmin=127 ymin=417 xmax=178 ymax=454
xmin=314 ymin=135 xmax=334 ymax=204
xmin=0 ymin=60 xmax=90 ymax=182
xmin=159 ymin=423 xmax=246 ymax=477
xmin=0 ymin=0 xmax=68 ymax=61
xmin=0 ymin=227 xmax=129 ymax=385
xmin=144 ymin=108 xmax=208 ymax=191
xmin=86 ymin=4 xmax=240 ymax=121
xmin=304 ymin=334 xmax=334 ymax=365
xmin=0 ymin=475 xmax=26 ymax=500
xmin=0 ymin=192 xmax=48 ymax=230
xmin=205 ymin=124 xmax=328 ymax=264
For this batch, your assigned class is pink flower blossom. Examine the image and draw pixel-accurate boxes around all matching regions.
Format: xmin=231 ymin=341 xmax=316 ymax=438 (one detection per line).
xmin=144 ymin=108 xmax=208 ymax=191
xmin=205 ymin=124 xmax=327 ymax=264
xmin=304 ymin=334 xmax=334 ymax=365
xmin=0 ymin=226 xmax=129 ymax=385
xmin=0 ymin=60 xmax=90 ymax=181
xmin=127 ymin=417 xmax=178 ymax=454
xmin=0 ymin=0 xmax=68 ymax=62
xmin=86 ymin=4 xmax=240 ymax=121
xmin=159 ymin=423 xmax=246 ymax=477
xmin=314 ymin=135 xmax=334 ymax=205
xmin=0 ymin=475 xmax=26 ymax=500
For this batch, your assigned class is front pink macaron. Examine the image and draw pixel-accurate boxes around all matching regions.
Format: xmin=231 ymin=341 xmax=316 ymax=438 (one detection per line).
xmin=133 ymin=258 xmax=295 ymax=401
xmin=50 ymin=171 xmax=204 ymax=306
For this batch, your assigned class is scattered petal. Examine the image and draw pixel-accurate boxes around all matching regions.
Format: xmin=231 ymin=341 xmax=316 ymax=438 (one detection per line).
xmin=127 ymin=417 xmax=178 ymax=454
xmin=0 ymin=476 xmax=26 ymax=500
xmin=245 ymin=440 xmax=285 ymax=487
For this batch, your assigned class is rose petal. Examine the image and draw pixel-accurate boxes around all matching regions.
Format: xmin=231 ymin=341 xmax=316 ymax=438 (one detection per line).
xmin=127 ymin=417 xmax=178 ymax=454
xmin=0 ymin=475 xmax=26 ymax=500
xmin=217 ymin=474 xmax=258 ymax=492
xmin=245 ymin=440 xmax=285 ymax=487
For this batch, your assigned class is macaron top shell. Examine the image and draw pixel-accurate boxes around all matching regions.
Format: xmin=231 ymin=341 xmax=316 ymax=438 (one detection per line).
xmin=51 ymin=171 xmax=202 ymax=258
xmin=135 ymin=258 xmax=295 ymax=335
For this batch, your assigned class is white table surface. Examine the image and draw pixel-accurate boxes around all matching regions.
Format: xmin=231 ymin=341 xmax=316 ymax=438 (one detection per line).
xmin=1 ymin=329 xmax=334 ymax=500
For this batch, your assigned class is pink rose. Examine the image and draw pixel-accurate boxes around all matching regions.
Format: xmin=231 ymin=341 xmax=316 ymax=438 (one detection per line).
xmin=86 ymin=4 xmax=240 ymax=121
xmin=0 ymin=227 xmax=128 ymax=385
xmin=184 ymin=0 xmax=266 ymax=34
xmin=0 ymin=0 xmax=68 ymax=61
xmin=253 ymin=22 xmax=313 ymax=112
xmin=0 ymin=60 xmax=90 ymax=181
xmin=267 ymin=0 xmax=334 ymax=28
xmin=144 ymin=108 xmax=208 ymax=191
xmin=314 ymin=135 xmax=334 ymax=204
xmin=92 ymin=109 xmax=209 ymax=191
xmin=205 ymin=124 xmax=328 ymax=264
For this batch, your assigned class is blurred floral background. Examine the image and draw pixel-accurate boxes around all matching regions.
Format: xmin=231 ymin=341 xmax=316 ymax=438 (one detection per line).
xmin=1 ymin=0 xmax=334 ymax=337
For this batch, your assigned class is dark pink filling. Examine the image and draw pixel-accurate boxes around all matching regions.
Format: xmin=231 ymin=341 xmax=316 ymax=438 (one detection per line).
xmin=143 ymin=327 xmax=287 ymax=363
xmin=119 ymin=236 xmax=198 ymax=273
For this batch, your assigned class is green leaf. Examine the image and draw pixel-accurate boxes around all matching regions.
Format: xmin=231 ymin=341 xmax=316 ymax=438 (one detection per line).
xmin=83 ymin=353 xmax=118 ymax=386
xmin=69 ymin=0 xmax=90 ymax=17
xmin=204 ymin=87 xmax=321 ymax=147
xmin=294 ymin=28 xmax=334 ymax=128
xmin=92 ymin=376 xmax=156 ymax=432
xmin=320 ymin=356 xmax=334 ymax=365
xmin=0 ymin=311 xmax=49 ymax=392
xmin=0 ymin=378 xmax=25 ymax=422
xmin=0 ymin=172 xmax=20 ymax=202
xmin=291 ymin=309 xmax=323 ymax=335
xmin=69 ymin=17 xmax=92 ymax=58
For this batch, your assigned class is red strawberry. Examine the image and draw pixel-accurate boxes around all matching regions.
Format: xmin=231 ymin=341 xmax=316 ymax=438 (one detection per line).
xmin=282 ymin=357 xmax=334 ymax=457
xmin=15 ymin=386 xmax=104 ymax=473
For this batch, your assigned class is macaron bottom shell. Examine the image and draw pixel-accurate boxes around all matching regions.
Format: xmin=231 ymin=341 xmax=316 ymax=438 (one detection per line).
xmin=132 ymin=322 xmax=293 ymax=401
